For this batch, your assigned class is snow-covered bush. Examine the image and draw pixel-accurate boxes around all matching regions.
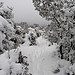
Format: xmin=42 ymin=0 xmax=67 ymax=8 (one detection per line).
xmin=0 ymin=49 xmax=32 ymax=75
xmin=25 ymin=27 xmax=37 ymax=46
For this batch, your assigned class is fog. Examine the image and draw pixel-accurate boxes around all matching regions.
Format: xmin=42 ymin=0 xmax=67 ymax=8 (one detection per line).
xmin=0 ymin=0 xmax=50 ymax=25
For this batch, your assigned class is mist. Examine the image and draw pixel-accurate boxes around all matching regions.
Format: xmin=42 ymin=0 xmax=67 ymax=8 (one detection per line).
xmin=0 ymin=0 xmax=50 ymax=25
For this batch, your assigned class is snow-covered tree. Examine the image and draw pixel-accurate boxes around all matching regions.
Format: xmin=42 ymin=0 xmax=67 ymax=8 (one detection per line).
xmin=0 ymin=2 xmax=13 ymax=19
xmin=0 ymin=2 xmax=14 ymax=27
xmin=32 ymin=0 xmax=75 ymax=63
xmin=32 ymin=0 xmax=75 ymax=24
xmin=0 ymin=2 xmax=27 ymax=53
xmin=0 ymin=2 xmax=14 ymax=52
xmin=0 ymin=15 xmax=14 ymax=53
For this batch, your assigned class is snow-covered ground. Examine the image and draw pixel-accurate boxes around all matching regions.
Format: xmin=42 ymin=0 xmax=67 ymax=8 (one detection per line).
xmin=0 ymin=44 xmax=58 ymax=75
xmin=19 ymin=43 xmax=58 ymax=75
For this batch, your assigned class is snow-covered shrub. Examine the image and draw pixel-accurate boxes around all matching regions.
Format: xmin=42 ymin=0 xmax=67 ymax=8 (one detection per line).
xmin=25 ymin=26 xmax=48 ymax=46
xmin=0 ymin=49 xmax=32 ymax=75
xmin=25 ymin=27 xmax=37 ymax=46
xmin=10 ymin=34 xmax=25 ymax=49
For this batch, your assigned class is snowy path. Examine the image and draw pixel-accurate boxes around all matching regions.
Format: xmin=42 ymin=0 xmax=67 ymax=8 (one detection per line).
xmin=19 ymin=44 xmax=58 ymax=75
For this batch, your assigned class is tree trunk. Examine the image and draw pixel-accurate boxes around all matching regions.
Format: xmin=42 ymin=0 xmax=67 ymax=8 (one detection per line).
xmin=60 ymin=44 xmax=63 ymax=59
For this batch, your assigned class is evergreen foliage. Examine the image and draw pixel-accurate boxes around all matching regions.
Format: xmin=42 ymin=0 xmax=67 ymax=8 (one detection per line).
xmin=32 ymin=0 xmax=75 ymax=64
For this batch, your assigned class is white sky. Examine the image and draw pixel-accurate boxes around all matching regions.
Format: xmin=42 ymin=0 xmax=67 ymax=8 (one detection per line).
xmin=0 ymin=0 xmax=50 ymax=25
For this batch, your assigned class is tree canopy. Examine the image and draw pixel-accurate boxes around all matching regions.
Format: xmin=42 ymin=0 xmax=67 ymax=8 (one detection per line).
xmin=32 ymin=0 xmax=75 ymax=26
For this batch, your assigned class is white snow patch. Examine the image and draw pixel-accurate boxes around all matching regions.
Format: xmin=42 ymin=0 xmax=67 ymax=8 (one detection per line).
xmin=19 ymin=43 xmax=58 ymax=75
xmin=36 ymin=36 xmax=50 ymax=46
